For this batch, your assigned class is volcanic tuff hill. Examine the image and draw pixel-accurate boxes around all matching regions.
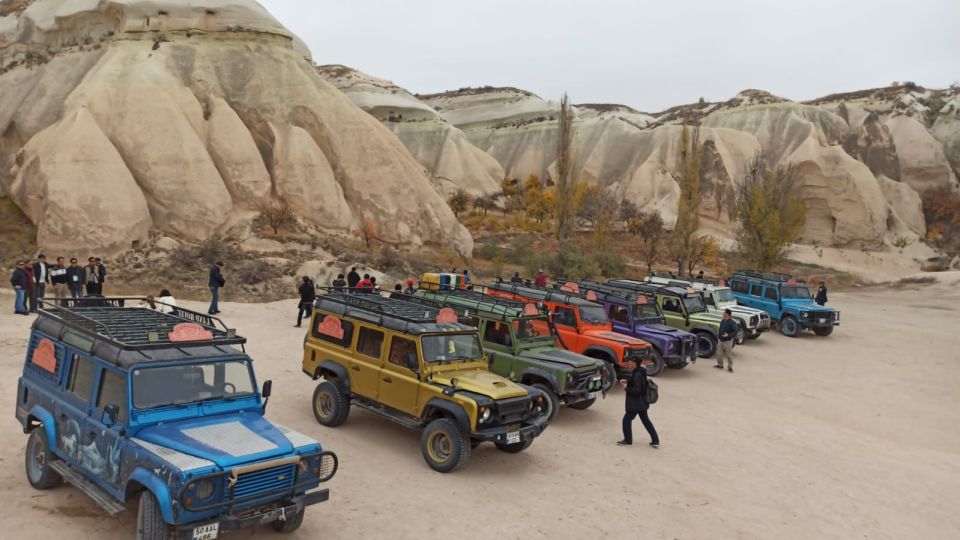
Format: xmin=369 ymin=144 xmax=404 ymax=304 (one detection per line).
xmin=0 ymin=0 xmax=472 ymax=255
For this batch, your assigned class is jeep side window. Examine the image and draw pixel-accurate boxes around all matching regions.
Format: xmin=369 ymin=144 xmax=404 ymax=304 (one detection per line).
xmin=357 ymin=327 xmax=385 ymax=359
xmin=662 ymin=298 xmax=682 ymax=313
xmin=704 ymin=294 xmax=715 ymax=306
xmin=764 ymin=288 xmax=778 ymax=300
xmin=312 ymin=313 xmax=354 ymax=348
xmin=552 ymin=307 xmax=577 ymax=327
xmin=610 ymin=305 xmax=630 ymax=324
xmin=750 ymin=284 xmax=762 ymax=296
xmin=66 ymin=354 xmax=95 ymax=402
xmin=483 ymin=321 xmax=512 ymax=346
xmin=731 ymin=280 xmax=748 ymax=294
xmin=96 ymin=369 xmax=128 ymax=423
xmin=388 ymin=336 xmax=419 ymax=370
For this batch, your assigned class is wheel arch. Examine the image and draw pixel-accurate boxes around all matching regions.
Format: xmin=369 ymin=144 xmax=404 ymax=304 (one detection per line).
xmin=126 ymin=468 xmax=175 ymax=524
xmin=314 ymin=360 xmax=350 ymax=392
xmin=26 ymin=406 xmax=57 ymax=451
xmin=519 ymin=368 xmax=561 ymax=395
xmin=582 ymin=345 xmax=617 ymax=363
xmin=421 ymin=398 xmax=471 ymax=433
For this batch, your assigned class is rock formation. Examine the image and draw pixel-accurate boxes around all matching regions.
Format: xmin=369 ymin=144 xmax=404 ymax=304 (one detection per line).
xmin=317 ymin=65 xmax=503 ymax=198
xmin=1 ymin=0 xmax=472 ymax=255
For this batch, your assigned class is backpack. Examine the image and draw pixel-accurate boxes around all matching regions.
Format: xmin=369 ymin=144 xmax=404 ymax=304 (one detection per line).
xmin=645 ymin=379 xmax=659 ymax=404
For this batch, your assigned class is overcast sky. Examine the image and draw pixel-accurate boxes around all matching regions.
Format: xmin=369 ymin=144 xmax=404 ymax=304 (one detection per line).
xmin=262 ymin=0 xmax=959 ymax=112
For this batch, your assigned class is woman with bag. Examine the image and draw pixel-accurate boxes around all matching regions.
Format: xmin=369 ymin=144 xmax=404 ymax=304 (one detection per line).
xmin=618 ymin=366 xmax=660 ymax=448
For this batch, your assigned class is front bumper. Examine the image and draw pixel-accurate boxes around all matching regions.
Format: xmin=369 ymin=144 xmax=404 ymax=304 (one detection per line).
xmin=472 ymin=413 xmax=549 ymax=444
xmin=175 ymin=490 xmax=328 ymax=539
xmin=561 ymin=371 xmax=604 ymax=403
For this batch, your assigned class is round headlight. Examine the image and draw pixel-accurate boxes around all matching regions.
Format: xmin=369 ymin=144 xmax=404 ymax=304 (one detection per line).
xmin=191 ymin=479 xmax=215 ymax=499
xmin=480 ymin=408 xmax=492 ymax=423
xmin=298 ymin=459 xmax=310 ymax=474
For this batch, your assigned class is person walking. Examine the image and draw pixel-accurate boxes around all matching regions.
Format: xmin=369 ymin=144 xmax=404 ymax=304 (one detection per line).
xmin=815 ymin=281 xmax=828 ymax=306
xmin=33 ymin=254 xmax=50 ymax=301
xmin=332 ymin=273 xmax=347 ymax=292
xmin=94 ymin=257 xmax=107 ymax=295
xmin=346 ymin=267 xmax=361 ymax=292
xmin=10 ymin=260 xmax=29 ymax=315
xmin=296 ymin=276 xmax=316 ymax=327
xmin=49 ymin=256 xmax=68 ymax=305
xmin=618 ymin=366 xmax=659 ymax=448
xmin=716 ymin=309 xmax=737 ymax=373
xmin=66 ymin=258 xmax=84 ymax=298
xmin=208 ymin=261 xmax=225 ymax=314
xmin=84 ymin=257 xmax=100 ymax=296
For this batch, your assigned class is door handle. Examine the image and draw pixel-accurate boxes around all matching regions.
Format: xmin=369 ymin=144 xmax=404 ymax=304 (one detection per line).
xmin=350 ymin=365 xmax=360 ymax=371
xmin=381 ymin=377 xmax=392 ymax=383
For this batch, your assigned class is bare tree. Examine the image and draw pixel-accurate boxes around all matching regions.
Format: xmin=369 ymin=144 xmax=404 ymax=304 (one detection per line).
xmin=256 ymin=199 xmax=295 ymax=235
xmin=635 ymin=211 xmax=666 ymax=272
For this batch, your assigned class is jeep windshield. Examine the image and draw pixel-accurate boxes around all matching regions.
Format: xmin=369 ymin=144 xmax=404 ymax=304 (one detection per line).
xmin=579 ymin=306 xmax=608 ymax=324
xmin=632 ymin=303 xmax=662 ymax=320
xmin=422 ymin=333 xmax=484 ymax=363
xmin=713 ymin=289 xmax=735 ymax=304
xmin=682 ymin=295 xmax=706 ymax=313
xmin=511 ymin=318 xmax=554 ymax=344
xmin=132 ymin=360 xmax=256 ymax=409
xmin=782 ymin=286 xmax=812 ymax=299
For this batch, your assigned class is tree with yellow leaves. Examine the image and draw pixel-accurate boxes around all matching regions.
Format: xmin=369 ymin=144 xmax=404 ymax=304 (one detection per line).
xmin=670 ymin=122 xmax=703 ymax=275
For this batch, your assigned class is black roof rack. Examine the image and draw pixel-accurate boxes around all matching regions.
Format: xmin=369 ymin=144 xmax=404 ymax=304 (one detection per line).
xmin=411 ymin=288 xmax=547 ymax=322
xmin=552 ymin=278 xmax=642 ymax=304
xmin=487 ymin=281 xmax=598 ymax=307
xmin=731 ymin=271 xmax=804 ymax=284
xmin=314 ymin=292 xmax=475 ymax=334
xmin=36 ymin=297 xmax=244 ymax=353
xmin=605 ymin=279 xmax=691 ymax=297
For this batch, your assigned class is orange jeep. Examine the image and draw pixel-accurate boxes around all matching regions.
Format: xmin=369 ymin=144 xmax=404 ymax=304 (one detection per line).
xmin=486 ymin=282 xmax=652 ymax=381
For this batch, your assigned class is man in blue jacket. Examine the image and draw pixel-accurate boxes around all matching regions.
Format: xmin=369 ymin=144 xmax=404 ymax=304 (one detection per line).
xmin=716 ymin=309 xmax=738 ymax=372
xmin=208 ymin=261 xmax=226 ymax=314
xmin=10 ymin=260 xmax=29 ymax=315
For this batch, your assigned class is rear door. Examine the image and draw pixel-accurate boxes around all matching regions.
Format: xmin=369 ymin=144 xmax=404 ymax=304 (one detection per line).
xmin=351 ymin=326 xmax=385 ymax=399
xmin=55 ymin=353 xmax=96 ymax=471
xmin=377 ymin=335 xmax=421 ymax=416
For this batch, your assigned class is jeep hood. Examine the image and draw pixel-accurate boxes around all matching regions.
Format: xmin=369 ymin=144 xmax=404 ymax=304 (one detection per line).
xmin=431 ymin=369 xmax=528 ymax=400
xmin=137 ymin=412 xmax=295 ymax=468
xmin=783 ymin=298 xmax=838 ymax=312
xmin=523 ymin=348 xmax=600 ymax=369
xmin=689 ymin=312 xmax=723 ymax=325
xmin=636 ymin=323 xmax=683 ymax=338
xmin=584 ymin=329 xmax=650 ymax=347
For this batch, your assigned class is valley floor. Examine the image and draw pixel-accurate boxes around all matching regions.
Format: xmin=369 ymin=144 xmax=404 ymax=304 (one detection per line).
xmin=0 ymin=284 xmax=958 ymax=539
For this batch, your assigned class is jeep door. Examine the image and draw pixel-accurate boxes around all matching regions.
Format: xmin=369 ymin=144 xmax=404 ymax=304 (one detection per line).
xmin=658 ymin=296 xmax=686 ymax=329
xmin=550 ymin=306 xmax=581 ymax=350
xmin=377 ymin=335 xmax=422 ymax=416
xmin=352 ymin=326 xmax=386 ymax=398
xmin=608 ymin=303 xmax=633 ymax=335
xmin=758 ymin=286 xmax=781 ymax=318
xmin=83 ymin=365 xmax=128 ymax=491
xmin=481 ymin=320 xmax=516 ymax=378
xmin=56 ymin=353 xmax=96 ymax=471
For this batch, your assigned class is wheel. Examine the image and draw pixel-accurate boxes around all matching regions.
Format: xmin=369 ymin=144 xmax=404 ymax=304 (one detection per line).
xmin=25 ymin=429 xmax=61 ymax=489
xmin=735 ymin=324 xmax=746 ymax=345
xmin=532 ymin=383 xmax=559 ymax=421
xmin=695 ymin=332 xmax=718 ymax=358
xmin=780 ymin=316 xmax=799 ymax=337
xmin=312 ymin=381 xmax=350 ymax=427
xmin=566 ymin=397 xmax=596 ymax=410
xmin=272 ymin=508 xmax=305 ymax=533
xmin=640 ymin=349 xmax=666 ymax=377
xmin=494 ymin=439 xmax=533 ymax=453
xmin=813 ymin=326 xmax=834 ymax=336
xmin=420 ymin=418 xmax=470 ymax=473
xmin=598 ymin=360 xmax=618 ymax=389
xmin=747 ymin=331 xmax=761 ymax=340
xmin=136 ymin=491 xmax=174 ymax=540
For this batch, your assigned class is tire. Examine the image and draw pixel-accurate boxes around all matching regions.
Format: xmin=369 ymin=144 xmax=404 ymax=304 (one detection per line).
xmin=25 ymin=429 xmax=61 ymax=490
xmin=694 ymin=331 xmax=718 ymax=358
xmin=532 ymin=383 xmax=559 ymax=422
xmin=747 ymin=331 xmax=761 ymax=340
xmin=780 ymin=316 xmax=799 ymax=337
xmin=312 ymin=381 xmax=350 ymax=427
xmin=494 ymin=439 xmax=533 ymax=453
xmin=640 ymin=349 xmax=666 ymax=376
xmin=813 ymin=326 xmax=834 ymax=337
xmin=272 ymin=508 xmax=305 ymax=533
xmin=420 ymin=418 xmax=470 ymax=473
xmin=735 ymin=324 xmax=746 ymax=345
xmin=566 ymin=397 xmax=596 ymax=410
xmin=136 ymin=491 xmax=174 ymax=540
xmin=599 ymin=361 xmax=618 ymax=390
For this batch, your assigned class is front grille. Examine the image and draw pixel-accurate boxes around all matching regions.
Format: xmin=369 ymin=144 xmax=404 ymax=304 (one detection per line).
xmin=571 ymin=369 xmax=603 ymax=391
xmin=759 ymin=313 xmax=771 ymax=328
xmin=232 ymin=463 xmax=296 ymax=500
xmin=494 ymin=396 xmax=532 ymax=425
xmin=681 ymin=337 xmax=697 ymax=358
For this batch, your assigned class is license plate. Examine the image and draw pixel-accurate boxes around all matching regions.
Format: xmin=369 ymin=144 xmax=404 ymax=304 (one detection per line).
xmin=588 ymin=391 xmax=600 ymax=400
xmin=506 ymin=431 xmax=520 ymax=444
xmin=192 ymin=523 xmax=219 ymax=540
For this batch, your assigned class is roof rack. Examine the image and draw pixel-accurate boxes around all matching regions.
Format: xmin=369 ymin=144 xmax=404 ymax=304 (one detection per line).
xmin=487 ymin=281 xmax=593 ymax=307
xmin=37 ymin=297 xmax=244 ymax=351
xmin=732 ymin=271 xmax=804 ymax=284
xmin=412 ymin=288 xmax=546 ymax=321
xmin=606 ymin=279 xmax=689 ymax=296
xmin=314 ymin=291 xmax=474 ymax=333
xmin=552 ymin=278 xmax=642 ymax=304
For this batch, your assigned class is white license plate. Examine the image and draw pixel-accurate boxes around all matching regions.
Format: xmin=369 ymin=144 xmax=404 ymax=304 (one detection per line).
xmin=192 ymin=523 xmax=219 ymax=540
xmin=819 ymin=318 xmax=826 ymax=324
xmin=588 ymin=391 xmax=600 ymax=400
xmin=506 ymin=431 xmax=520 ymax=444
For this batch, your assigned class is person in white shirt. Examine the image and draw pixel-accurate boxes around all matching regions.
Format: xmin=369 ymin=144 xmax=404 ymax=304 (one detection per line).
xmin=156 ymin=289 xmax=177 ymax=314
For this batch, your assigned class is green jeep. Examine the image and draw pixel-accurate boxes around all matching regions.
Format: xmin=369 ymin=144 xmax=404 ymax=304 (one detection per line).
xmin=607 ymin=279 xmax=724 ymax=358
xmin=404 ymin=288 xmax=611 ymax=420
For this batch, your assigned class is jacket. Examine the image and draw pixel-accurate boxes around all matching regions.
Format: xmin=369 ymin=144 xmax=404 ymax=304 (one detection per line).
xmin=624 ymin=368 xmax=649 ymax=413
xmin=299 ymin=280 xmax=317 ymax=304
xmin=719 ymin=318 xmax=738 ymax=342
xmin=96 ymin=264 xmax=107 ymax=283
xmin=534 ymin=272 xmax=548 ymax=287
xmin=356 ymin=278 xmax=373 ymax=293
xmin=66 ymin=266 xmax=84 ymax=286
xmin=23 ymin=267 xmax=36 ymax=291
xmin=815 ymin=286 xmax=828 ymax=305
xmin=10 ymin=267 xmax=27 ymax=288
xmin=84 ymin=265 xmax=99 ymax=284
xmin=347 ymin=271 xmax=361 ymax=288
xmin=33 ymin=262 xmax=50 ymax=284
xmin=209 ymin=265 xmax=226 ymax=288
xmin=49 ymin=264 xmax=68 ymax=285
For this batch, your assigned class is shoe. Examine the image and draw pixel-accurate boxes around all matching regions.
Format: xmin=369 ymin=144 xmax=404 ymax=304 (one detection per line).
xmin=728 ymin=367 xmax=734 ymax=373
xmin=649 ymin=442 xmax=660 ymax=449
xmin=294 ymin=324 xmax=301 ymax=328
xmin=714 ymin=365 xmax=723 ymax=369
xmin=616 ymin=440 xmax=632 ymax=446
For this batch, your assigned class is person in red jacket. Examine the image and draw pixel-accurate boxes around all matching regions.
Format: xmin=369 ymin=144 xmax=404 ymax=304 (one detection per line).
xmin=24 ymin=262 xmax=38 ymax=313
xmin=355 ymin=274 xmax=374 ymax=293
xmin=534 ymin=269 xmax=549 ymax=287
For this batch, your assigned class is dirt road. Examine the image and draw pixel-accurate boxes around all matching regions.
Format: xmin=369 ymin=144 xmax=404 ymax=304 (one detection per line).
xmin=1 ymin=285 xmax=958 ymax=539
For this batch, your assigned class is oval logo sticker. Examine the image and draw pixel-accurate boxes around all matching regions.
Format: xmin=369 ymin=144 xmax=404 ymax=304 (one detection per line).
xmin=32 ymin=339 xmax=57 ymax=373
xmin=169 ymin=323 xmax=214 ymax=342
xmin=436 ymin=308 xmax=458 ymax=324
xmin=317 ymin=316 xmax=345 ymax=339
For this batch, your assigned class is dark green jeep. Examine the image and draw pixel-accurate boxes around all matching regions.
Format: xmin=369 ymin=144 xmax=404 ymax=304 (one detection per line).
xmin=403 ymin=289 xmax=611 ymax=420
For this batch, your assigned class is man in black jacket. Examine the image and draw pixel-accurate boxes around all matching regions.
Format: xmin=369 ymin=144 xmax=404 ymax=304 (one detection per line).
xmin=49 ymin=256 xmax=69 ymax=305
xmin=32 ymin=254 xmax=50 ymax=301
xmin=346 ymin=267 xmax=361 ymax=292
xmin=716 ymin=309 xmax=737 ymax=372
xmin=94 ymin=257 xmax=107 ymax=294
xmin=815 ymin=281 xmax=828 ymax=306
xmin=66 ymin=258 xmax=84 ymax=298
xmin=10 ymin=261 xmax=29 ymax=315
xmin=296 ymin=276 xmax=316 ymax=327
xmin=618 ymin=366 xmax=659 ymax=448
xmin=208 ymin=261 xmax=225 ymax=314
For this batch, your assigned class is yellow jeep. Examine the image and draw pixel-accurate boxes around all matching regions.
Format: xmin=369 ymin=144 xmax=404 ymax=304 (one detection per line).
xmin=302 ymin=293 xmax=549 ymax=473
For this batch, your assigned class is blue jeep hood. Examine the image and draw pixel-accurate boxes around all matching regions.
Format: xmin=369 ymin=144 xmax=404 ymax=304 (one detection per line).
xmin=783 ymin=298 xmax=838 ymax=312
xmin=137 ymin=412 xmax=294 ymax=468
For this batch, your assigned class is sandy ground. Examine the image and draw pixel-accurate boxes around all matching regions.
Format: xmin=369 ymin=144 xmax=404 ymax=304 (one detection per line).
xmin=1 ymin=285 xmax=959 ymax=540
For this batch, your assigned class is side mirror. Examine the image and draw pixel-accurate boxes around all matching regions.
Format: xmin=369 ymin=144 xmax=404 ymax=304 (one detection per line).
xmin=103 ymin=404 xmax=120 ymax=427
xmin=262 ymin=379 xmax=273 ymax=399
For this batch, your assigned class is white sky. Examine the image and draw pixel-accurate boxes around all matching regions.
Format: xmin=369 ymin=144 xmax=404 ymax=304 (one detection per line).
xmin=262 ymin=0 xmax=959 ymax=112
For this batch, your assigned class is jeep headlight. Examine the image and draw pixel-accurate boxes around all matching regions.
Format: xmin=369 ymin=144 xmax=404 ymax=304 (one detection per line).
xmin=801 ymin=311 xmax=809 ymax=318
xmin=189 ymin=479 xmax=215 ymax=500
xmin=667 ymin=341 xmax=675 ymax=352
xmin=835 ymin=311 xmax=840 ymax=321
xmin=479 ymin=407 xmax=493 ymax=424
xmin=750 ymin=315 xmax=759 ymax=326
xmin=566 ymin=372 xmax=575 ymax=386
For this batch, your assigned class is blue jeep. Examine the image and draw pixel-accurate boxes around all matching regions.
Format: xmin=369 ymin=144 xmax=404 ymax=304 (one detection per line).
xmin=552 ymin=279 xmax=699 ymax=376
xmin=15 ymin=298 xmax=337 ymax=539
xmin=727 ymin=272 xmax=840 ymax=337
